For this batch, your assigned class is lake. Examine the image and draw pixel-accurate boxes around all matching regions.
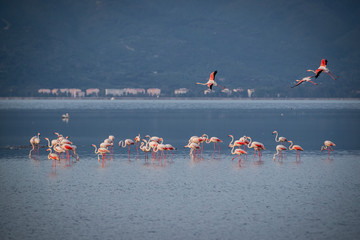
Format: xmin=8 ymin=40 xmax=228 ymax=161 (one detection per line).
xmin=0 ymin=99 xmax=359 ymax=240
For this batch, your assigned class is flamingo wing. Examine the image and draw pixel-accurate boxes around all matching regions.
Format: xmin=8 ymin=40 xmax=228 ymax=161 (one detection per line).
xmin=291 ymin=80 xmax=304 ymax=88
xmin=209 ymin=70 xmax=217 ymax=80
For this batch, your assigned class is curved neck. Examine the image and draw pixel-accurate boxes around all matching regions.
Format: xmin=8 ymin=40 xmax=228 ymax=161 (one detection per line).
xmin=247 ymin=137 xmax=252 ymax=146
xmin=288 ymin=141 xmax=294 ymax=150
xmin=229 ymin=135 xmax=234 ymax=146
xmin=92 ymin=145 xmax=97 ymax=153
xmin=45 ymin=138 xmax=51 ymax=148
xmin=273 ymin=131 xmax=279 ymax=142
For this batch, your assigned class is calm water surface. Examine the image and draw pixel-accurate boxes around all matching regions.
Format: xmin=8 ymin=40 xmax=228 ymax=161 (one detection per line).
xmin=0 ymin=99 xmax=359 ymax=240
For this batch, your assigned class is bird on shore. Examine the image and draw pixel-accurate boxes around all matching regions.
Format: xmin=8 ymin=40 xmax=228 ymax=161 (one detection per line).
xmin=273 ymin=145 xmax=287 ymax=161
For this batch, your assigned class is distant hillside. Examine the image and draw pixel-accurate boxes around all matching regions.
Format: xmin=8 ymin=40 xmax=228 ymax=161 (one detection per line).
xmin=0 ymin=0 xmax=359 ymax=97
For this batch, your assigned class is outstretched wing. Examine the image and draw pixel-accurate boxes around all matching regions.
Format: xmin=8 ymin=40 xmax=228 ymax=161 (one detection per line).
xmin=209 ymin=70 xmax=217 ymax=81
xmin=291 ymin=80 xmax=304 ymax=88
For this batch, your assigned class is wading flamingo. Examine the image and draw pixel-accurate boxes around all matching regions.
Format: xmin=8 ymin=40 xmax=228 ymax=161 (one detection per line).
xmin=291 ymin=76 xmax=318 ymax=88
xmin=272 ymin=131 xmax=288 ymax=145
xmin=92 ymin=144 xmax=110 ymax=166
xmin=140 ymin=141 xmax=152 ymax=160
xmin=230 ymin=145 xmax=247 ymax=166
xmin=134 ymin=134 xmax=141 ymax=154
xmin=288 ymin=140 xmax=303 ymax=161
xmin=119 ymin=139 xmax=135 ymax=157
xmin=184 ymin=142 xmax=200 ymax=159
xmin=44 ymin=137 xmax=58 ymax=148
xmin=247 ymin=137 xmax=265 ymax=161
xmin=228 ymin=135 xmax=247 ymax=149
xmin=47 ymin=148 xmax=60 ymax=171
xmin=273 ymin=145 xmax=287 ymax=162
xmin=321 ymin=140 xmax=336 ymax=157
xmin=203 ymin=134 xmax=222 ymax=158
xmin=165 ymin=144 xmax=176 ymax=160
xmin=29 ymin=133 xmax=41 ymax=158
xmin=307 ymin=59 xmax=338 ymax=80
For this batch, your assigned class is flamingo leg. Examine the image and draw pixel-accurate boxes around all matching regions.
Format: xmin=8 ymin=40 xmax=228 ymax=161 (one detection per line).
xmin=239 ymin=155 xmax=241 ymax=167
xmin=217 ymin=142 xmax=221 ymax=156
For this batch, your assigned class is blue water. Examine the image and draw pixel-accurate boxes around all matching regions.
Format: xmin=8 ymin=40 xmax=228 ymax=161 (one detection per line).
xmin=0 ymin=99 xmax=360 ymax=240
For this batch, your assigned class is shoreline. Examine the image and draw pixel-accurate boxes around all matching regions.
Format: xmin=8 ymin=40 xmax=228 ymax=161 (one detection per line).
xmin=0 ymin=97 xmax=359 ymax=101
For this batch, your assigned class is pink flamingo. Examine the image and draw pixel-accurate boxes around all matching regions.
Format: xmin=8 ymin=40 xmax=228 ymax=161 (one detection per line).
xmin=47 ymin=148 xmax=60 ymax=171
xmin=321 ymin=140 xmax=336 ymax=158
xmin=119 ymin=139 xmax=135 ymax=158
xmin=288 ymin=140 xmax=303 ymax=161
xmin=291 ymin=76 xmax=318 ymax=88
xmin=134 ymin=134 xmax=141 ymax=155
xmin=247 ymin=137 xmax=265 ymax=161
xmin=92 ymin=144 xmax=110 ymax=167
xmin=165 ymin=144 xmax=176 ymax=160
xmin=140 ymin=141 xmax=152 ymax=160
xmin=230 ymin=146 xmax=247 ymax=167
xmin=272 ymin=131 xmax=288 ymax=145
xmin=273 ymin=145 xmax=287 ymax=162
xmin=184 ymin=142 xmax=200 ymax=159
xmin=203 ymin=134 xmax=222 ymax=158
xmin=307 ymin=59 xmax=338 ymax=80
xmin=29 ymin=133 xmax=40 ymax=158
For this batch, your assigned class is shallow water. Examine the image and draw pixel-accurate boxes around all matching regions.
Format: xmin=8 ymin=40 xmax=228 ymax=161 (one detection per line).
xmin=0 ymin=99 xmax=360 ymax=240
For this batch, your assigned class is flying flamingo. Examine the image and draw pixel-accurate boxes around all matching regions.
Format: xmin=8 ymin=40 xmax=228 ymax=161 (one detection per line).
xmin=247 ymin=137 xmax=265 ymax=161
xmin=92 ymin=144 xmax=110 ymax=167
xmin=29 ymin=133 xmax=40 ymax=158
xmin=272 ymin=131 xmax=288 ymax=145
xmin=119 ymin=139 xmax=135 ymax=158
xmin=291 ymin=76 xmax=318 ymax=88
xmin=230 ymin=145 xmax=247 ymax=167
xmin=288 ymin=140 xmax=303 ymax=161
xmin=307 ymin=59 xmax=338 ymax=80
xmin=196 ymin=70 xmax=225 ymax=93
xmin=273 ymin=145 xmax=287 ymax=162
xmin=203 ymin=134 xmax=222 ymax=158
xmin=47 ymin=148 xmax=60 ymax=171
xmin=321 ymin=140 xmax=336 ymax=158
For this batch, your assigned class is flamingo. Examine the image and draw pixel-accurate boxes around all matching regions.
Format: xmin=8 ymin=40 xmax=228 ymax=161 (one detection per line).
xmin=291 ymin=76 xmax=318 ymax=88
xmin=230 ymin=145 xmax=247 ymax=166
xmin=61 ymin=143 xmax=79 ymax=163
xmin=203 ymin=134 xmax=222 ymax=157
xmin=247 ymin=137 xmax=265 ymax=161
xmin=165 ymin=144 xmax=176 ymax=160
xmin=145 ymin=135 xmax=163 ymax=143
xmin=119 ymin=139 xmax=135 ymax=158
xmin=29 ymin=133 xmax=40 ymax=158
xmin=196 ymin=70 xmax=225 ymax=93
xmin=228 ymin=135 xmax=247 ymax=148
xmin=288 ymin=140 xmax=303 ymax=161
xmin=321 ymin=140 xmax=336 ymax=157
xmin=184 ymin=142 xmax=200 ymax=159
xmin=92 ymin=144 xmax=110 ymax=166
xmin=47 ymin=148 xmax=60 ymax=171
xmin=134 ymin=134 xmax=141 ymax=154
xmin=143 ymin=139 xmax=159 ymax=159
xmin=140 ymin=141 xmax=152 ymax=160
xmin=272 ymin=131 xmax=288 ymax=145
xmin=307 ymin=59 xmax=338 ymax=80
xmin=273 ymin=145 xmax=287 ymax=162
xmin=154 ymin=143 xmax=167 ymax=163
xmin=44 ymin=137 xmax=58 ymax=148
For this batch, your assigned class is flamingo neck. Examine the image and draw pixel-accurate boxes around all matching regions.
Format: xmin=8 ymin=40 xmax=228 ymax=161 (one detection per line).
xmin=229 ymin=135 xmax=234 ymax=147
xmin=288 ymin=141 xmax=294 ymax=150
xmin=274 ymin=131 xmax=279 ymax=142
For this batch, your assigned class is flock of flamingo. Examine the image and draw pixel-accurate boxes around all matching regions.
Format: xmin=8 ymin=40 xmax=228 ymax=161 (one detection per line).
xmin=28 ymin=58 xmax=338 ymax=168
xmin=196 ymin=59 xmax=338 ymax=92
xmin=29 ymin=131 xmax=336 ymax=168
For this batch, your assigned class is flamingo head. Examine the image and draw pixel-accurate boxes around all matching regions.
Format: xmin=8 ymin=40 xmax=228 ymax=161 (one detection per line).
xmin=44 ymin=137 xmax=48 ymax=140
xmin=272 ymin=131 xmax=276 ymax=134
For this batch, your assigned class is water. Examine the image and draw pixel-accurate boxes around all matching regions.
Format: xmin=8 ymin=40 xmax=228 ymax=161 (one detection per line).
xmin=0 ymin=99 xmax=360 ymax=240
